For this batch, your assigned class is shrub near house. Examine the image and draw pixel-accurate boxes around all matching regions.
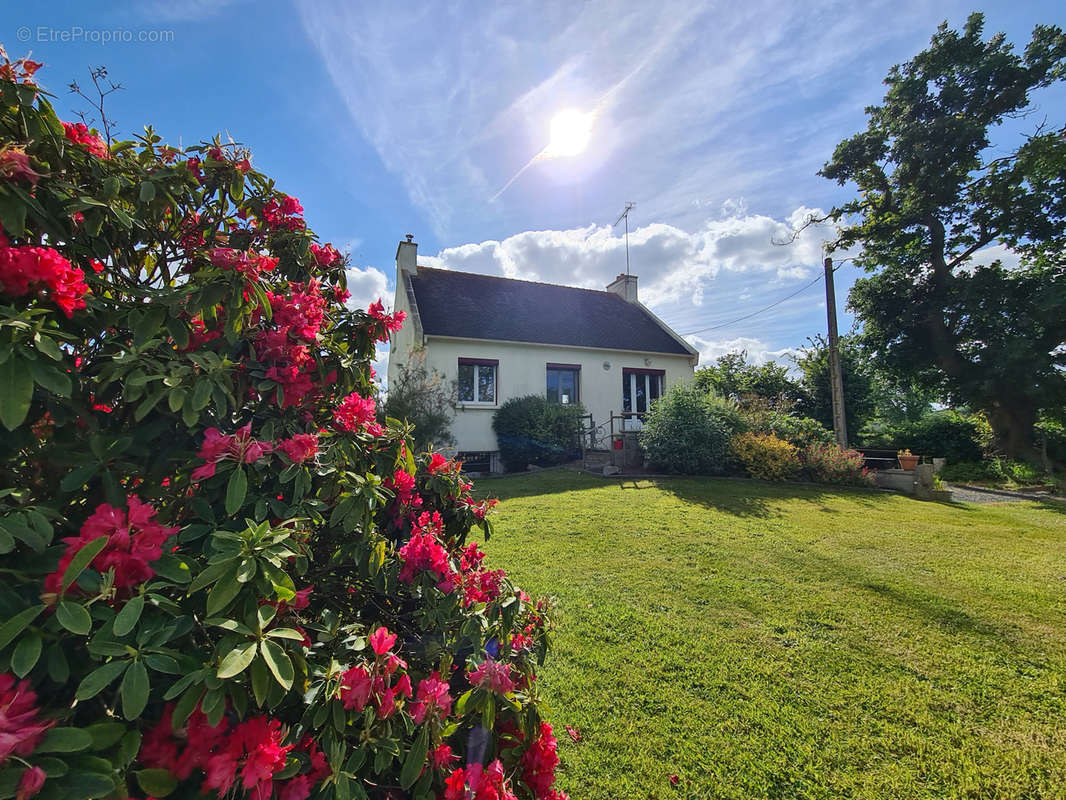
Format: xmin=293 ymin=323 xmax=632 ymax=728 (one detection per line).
xmin=0 ymin=52 xmax=566 ymax=800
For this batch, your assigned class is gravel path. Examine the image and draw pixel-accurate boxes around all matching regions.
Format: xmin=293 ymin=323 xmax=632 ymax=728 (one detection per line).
xmin=947 ymin=484 xmax=1062 ymax=504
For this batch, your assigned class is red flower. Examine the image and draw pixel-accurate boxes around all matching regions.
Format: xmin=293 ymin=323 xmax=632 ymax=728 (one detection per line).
xmin=0 ymin=148 xmax=40 ymax=186
xmin=520 ymin=722 xmax=562 ymax=799
xmin=277 ymin=433 xmax=319 ymax=464
xmin=333 ymin=391 xmax=378 ymax=433
xmin=43 ymin=496 xmax=177 ymax=597
xmin=309 ymin=242 xmax=342 ymax=267
xmin=366 ymin=299 xmax=406 ymax=342
xmin=368 ymin=626 xmax=396 ymax=656
xmin=427 ymin=452 xmax=454 ymax=474
xmin=397 ymin=512 xmax=454 ymax=590
xmin=338 ymin=665 xmax=372 ymax=711
xmin=62 ymin=122 xmax=109 ymax=158
xmin=0 ymin=243 xmax=89 ymax=317
xmin=15 ymin=766 xmax=45 ymax=800
xmin=410 ymin=672 xmax=452 ymax=724
xmin=565 ymin=725 xmax=581 ymax=742
xmin=191 ymin=424 xmax=274 ymax=482
xmin=0 ymin=673 xmax=53 ymax=764
xmin=468 ymin=658 xmax=516 ymax=695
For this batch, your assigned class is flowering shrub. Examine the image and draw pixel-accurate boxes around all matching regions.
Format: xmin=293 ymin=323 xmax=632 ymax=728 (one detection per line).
xmin=801 ymin=442 xmax=875 ymax=487
xmin=0 ymin=50 xmax=565 ymax=800
xmin=730 ymin=432 xmax=800 ymax=481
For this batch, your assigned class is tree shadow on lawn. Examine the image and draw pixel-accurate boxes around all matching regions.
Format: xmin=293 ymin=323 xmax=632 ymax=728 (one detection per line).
xmin=649 ymin=476 xmax=905 ymax=520
xmin=474 ymin=467 xmax=609 ymax=502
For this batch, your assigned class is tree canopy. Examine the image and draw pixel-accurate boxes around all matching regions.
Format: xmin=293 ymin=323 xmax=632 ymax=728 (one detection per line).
xmin=820 ymin=13 xmax=1066 ymax=461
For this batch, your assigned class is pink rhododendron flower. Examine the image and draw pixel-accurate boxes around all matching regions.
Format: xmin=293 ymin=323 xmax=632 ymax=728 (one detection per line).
xmin=277 ymin=434 xmax=318 ymax=463
xmin=409 ymin=672 xmax=452 ymax=724
xmin=62 ymin=121 xmax=109 ymax=158
xmin=431 ymin=743 xmax=457 ymax=771
xmin=468 ymin=658 xmax=516 ymax=695
xmin=397 ymin=512 xmax=455 ymax=590
xmin=15 ymin=766 xmax=45 ymax=800
xmin=0 ymin=148 xmax=40 ymax=185
xmin=443 ymin=760 xmax=517 ymax=800
xmin=309 ymin=242 xmax=342 ymax=267
xmin=0 ymin=673 xmax=53 ymax=764
xmin=338 ymin=665 xmax=373 ymax=712
xmin=191 ymin=423 xmax=274 ymax=482
xmin=333 ymin=391 xmax=378 ymax=433
xmin=0 ymin=242 xmax=89 ymax=317
xmin=43 ymin=496 xmax=177 ymax=597
xmin=369 ymin=626 xmax=396 ymax=656
xmin=521 ymin=722 xmax=562 ymax=799
xmin=366 ymin=299 xmax=406 ymax=342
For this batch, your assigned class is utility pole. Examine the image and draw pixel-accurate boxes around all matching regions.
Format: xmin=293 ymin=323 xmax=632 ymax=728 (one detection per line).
xmin=824 ymin=256 xmax=848 ymax=448
xmin=614 ymin=202 xmax=635 ymax=276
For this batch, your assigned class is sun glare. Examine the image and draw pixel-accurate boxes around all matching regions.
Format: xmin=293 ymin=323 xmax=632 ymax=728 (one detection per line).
xmin=544 ymin=109 xmax=594 ymax=158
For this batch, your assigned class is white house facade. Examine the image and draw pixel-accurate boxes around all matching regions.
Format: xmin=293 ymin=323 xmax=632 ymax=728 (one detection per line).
xmin=386 ymin=236 xmax=698 ymax=471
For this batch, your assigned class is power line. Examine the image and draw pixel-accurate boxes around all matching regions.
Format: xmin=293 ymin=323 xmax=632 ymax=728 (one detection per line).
xmin=679 ymin=264 xmax=840 ymax=337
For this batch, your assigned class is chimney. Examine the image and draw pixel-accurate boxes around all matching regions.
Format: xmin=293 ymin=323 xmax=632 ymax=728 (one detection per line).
xmin=606 ymin=273 xmax=638 ymax=303
xmin=395 ymin=233 xmax=417 ymax=277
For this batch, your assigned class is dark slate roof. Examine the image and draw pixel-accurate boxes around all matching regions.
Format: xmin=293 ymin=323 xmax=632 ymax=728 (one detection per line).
xmin=408 ymin=268 xmax=693 ymax=355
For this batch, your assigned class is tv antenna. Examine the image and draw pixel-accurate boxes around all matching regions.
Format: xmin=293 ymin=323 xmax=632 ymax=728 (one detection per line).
xmin=613 ymin=202 xmax=636 ymax=276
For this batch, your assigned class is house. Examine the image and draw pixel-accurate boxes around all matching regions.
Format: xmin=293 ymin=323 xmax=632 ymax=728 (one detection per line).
xmin=386 ymin=235 xmax=699 ymax=471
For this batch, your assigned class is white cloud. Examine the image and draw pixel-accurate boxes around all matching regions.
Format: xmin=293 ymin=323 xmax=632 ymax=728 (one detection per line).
xmin=343 ymin=266 xmax=389 ymax=312
xmin=421 ymin=203 xmax=835 ymax=312
xmin=968 ymin=243 xmax=1022 ymax=271
xmin=685 ymin=335 xmax=797 ymax=368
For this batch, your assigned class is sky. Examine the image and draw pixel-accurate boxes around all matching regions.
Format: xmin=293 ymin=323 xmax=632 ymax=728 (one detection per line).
xmin=6 ymin=1 xmax=1064 ymax=378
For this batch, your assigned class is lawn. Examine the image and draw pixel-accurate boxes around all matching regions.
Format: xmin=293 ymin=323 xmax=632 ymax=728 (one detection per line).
xmin=479 ymin=470 xmax=1066 ymax=800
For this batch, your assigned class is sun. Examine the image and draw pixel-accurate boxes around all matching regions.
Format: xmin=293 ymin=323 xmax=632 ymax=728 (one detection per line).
xmin=543 ymin=108 xmax=594 ymax=158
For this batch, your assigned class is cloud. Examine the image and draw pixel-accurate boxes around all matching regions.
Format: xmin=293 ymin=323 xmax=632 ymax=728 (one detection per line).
xmin=685 ymin=335 xmax=798 ymax=367
xmin=343 ymin=265 xmax=389 ymax=312
xmin=421 ymin=202 xmax=835 ymax=312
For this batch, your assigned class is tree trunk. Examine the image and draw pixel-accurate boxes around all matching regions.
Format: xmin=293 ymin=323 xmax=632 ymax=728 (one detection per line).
xmin=985 ymin=400 xmax=1040 ymax=464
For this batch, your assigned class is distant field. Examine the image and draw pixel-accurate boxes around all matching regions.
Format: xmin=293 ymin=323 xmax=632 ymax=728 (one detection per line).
xmin=481 ymin=471 xmax=1066 ymax=799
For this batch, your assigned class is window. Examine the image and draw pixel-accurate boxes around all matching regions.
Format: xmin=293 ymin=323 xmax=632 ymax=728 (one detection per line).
xmin=622 ymin=368 xmax=664 ymax=414
xmin=458 ymin=358 xmax=497 ymax=404
xmin=546 ymin=363 xmax=580 ymax=405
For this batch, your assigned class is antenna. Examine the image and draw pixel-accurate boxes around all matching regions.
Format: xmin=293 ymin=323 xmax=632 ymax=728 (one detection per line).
xmin=613 ymin=202 xmax=636 ymax=276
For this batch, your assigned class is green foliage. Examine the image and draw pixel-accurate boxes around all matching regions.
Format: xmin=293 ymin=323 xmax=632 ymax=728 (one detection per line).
xmin=382 ymin=347 xmax=455 ymax=452
xmin=741 ymin=403 xmax=833 ymax=449
xmin=821 ymin=13 xmax=1066 ymax=460
xmin=801 ymin=442 xmax=874 ymax=487
xmin=861 ymin=410 xmax=986 ymax=463
xmin=730 ymin=432 xmax=799 ymax=481
xmin=492 ymin=395 xmax=585 ymax=472
xmin=793 ymin=334 xmax=875 ymax=439
xmin=638 ymin=384 xmax=745 ymax=474
xmin=0 ymin=59 xmax=560 ymax=800
xmin=692 ymin=350 xmax=800 ymax=409
xmin=940 ymin=458 xmax=1049 ymax=486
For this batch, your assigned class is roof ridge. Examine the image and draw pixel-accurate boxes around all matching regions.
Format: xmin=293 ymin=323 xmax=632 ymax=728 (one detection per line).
xmin=415 ymin=265 xmax=623 ymax=297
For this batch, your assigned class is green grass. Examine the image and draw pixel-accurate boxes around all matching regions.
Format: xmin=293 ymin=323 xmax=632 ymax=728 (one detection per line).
xmin=479 ymin=470 xmax=1066 ymax=799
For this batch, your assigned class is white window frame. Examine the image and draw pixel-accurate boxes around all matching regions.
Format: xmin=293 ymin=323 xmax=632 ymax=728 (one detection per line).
xmin=457 ymin=359 xmax=498 ymax=405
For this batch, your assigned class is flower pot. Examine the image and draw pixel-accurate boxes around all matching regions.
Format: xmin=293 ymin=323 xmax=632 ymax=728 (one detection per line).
xmin=898 ymin=454 xmax=919 ymax=470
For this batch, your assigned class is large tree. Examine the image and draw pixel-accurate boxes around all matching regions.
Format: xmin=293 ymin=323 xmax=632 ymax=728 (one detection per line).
xmin=793 ymin=335 xmax=876 ymax=440
xmin=820 ymin=13 xmax=1066 ymax=461
xmin=692 ymin=350 xmax=801 ymax=409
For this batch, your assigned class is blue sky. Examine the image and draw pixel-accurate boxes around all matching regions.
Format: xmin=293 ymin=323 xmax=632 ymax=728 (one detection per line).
xmin=6 ymin=1 xmax=1064 ymax=373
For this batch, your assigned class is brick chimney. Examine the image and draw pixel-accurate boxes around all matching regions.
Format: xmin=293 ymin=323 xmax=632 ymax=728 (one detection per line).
xmin=395 ymin=233 xmax=417 ymax=277
xmin=606 ymin=273 xmax=638 ymax=303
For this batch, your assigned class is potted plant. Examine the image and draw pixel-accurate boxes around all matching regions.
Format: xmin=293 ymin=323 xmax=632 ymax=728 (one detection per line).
xmin=898 ymin=448 xmax=920 ymax=470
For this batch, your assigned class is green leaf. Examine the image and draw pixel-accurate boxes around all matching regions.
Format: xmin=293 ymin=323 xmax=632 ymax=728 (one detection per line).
xmin=0 ymin=605 xmax=43 ymax=651
xmin=33 ymin=332 xmax=64 ymax=361
xmin=250 ymin=656 xmax=269 ymax=707
xmin=135 ymin=768 xmax=177 ymax=798
xmin=151 ymin=553 xmax=192 ymax=583
xmin=60 ymin=462 xmax=99 ymax=493
xmin=225 ymin=467 xmax=247 ymax=516
xmin=121 ymin=660 xmax=150 ymax=720
xmin=28 ymin=359 xmax=72 ymax=397
xmin=86 ymin=721 xmax=127 ymax=750
xmin=0 ymin=355 xmax=33 ymax=431
xmin=217 ymin=641 xmax=257 ymax=679
xmin=482 ymin=694 xmax=495 ymax=732
xmin=191 ymin=378 xmax=212 ymax=410
xmin=11 ymin=631 xmax=42 ymax=677
xmin=206 ymin=568 xmax=242 ymax=616
xmin=37 ymin=727 xmax=93 ymax=753
xmin=56 ymin=601 xmax=93 ymax=635
xmin=61 ymin=535 xmax=108 ymax=591
xmin=400 ymin=724 xmax=430 ymax=790
xmin=186 ymin=558 xmax=233 ymax=593
xmin=113 ymin=595 xmax=145 ymax=636
xmin=134 ymin=306 xmax=167 ymax=349
xmin=138 ymin=180 xmax=157 ymax=203
xmin=75 ymin=660 xmax=130 ymax=700
xmin=265 ymin=627 xmax=305 ymax=641
xmin=259 ymin=639 xmax=293 ymax=690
